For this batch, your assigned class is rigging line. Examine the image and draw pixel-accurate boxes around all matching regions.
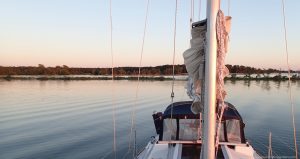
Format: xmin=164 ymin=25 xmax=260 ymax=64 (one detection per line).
xmin=268 ymin=132 xmax=272 ymax=159
xmin=190 ymin=0 xmax=194 ymax=24
xmin=189 ymin=0 xmax=193 ymax=47
xmin=110 ymin=0 xmax=114 ymax=79
xmin=109 ymin=0 xmax=116 ymax=159
xmin=228 ymin=0 xmax=230 ymax=16
xmin=128 ymin=0 xmax=150 ymax=154
xmin=198 ymin=0 xmax=201 ymax=20
xmin=272 ymin=134 xmax=300 ymax=154
xmin=190 ymin=0 xmax=192 ymax=22
xmin=171 ymin=0 xmax=178 ymax=101
xmin=251 ymin=139 xmax=278 ymax=157
xmin=250 ymin=137 xmax=281 ymax=157
xmin=248 ymin=140 xmax=266 ymax=156
xmin=215 ymin=78 xmax=226 ymax=157
xmin=170 ymin=0 xmax=178 ymax=140
xmin=192 ymin=0 xmax=195 ymax=21
xmin=281 ymin=1 xmax=298 ymax=159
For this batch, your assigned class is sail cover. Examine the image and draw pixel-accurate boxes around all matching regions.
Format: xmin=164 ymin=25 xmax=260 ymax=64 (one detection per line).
xmin=183 ymin=10 xmax=231 ymax=114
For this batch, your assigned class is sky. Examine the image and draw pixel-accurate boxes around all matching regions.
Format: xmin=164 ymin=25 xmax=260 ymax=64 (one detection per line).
xmin=0 ymin=0 xmax=299 ymax=70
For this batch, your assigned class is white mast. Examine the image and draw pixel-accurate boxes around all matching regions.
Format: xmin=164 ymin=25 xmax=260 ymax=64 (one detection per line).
xmin=202 ymin=0 xmax=219 ymax=158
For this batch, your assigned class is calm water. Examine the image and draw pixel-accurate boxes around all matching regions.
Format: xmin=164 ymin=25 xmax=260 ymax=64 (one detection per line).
xmin=0 ymin=80 xmax=299 ymax=158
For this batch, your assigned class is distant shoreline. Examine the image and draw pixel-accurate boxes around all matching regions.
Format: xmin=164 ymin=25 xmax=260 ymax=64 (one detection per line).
xmin=0 ymin=75 xmax=177 ymax=81
xmin=1 ymin=74 xmax=299 ymax=81
xmin=1 ymin=64 xmax=299 ymax=77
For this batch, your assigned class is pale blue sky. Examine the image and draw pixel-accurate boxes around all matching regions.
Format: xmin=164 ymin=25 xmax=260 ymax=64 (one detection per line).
xmin=0 ymin=0 xmax=299 ymax=70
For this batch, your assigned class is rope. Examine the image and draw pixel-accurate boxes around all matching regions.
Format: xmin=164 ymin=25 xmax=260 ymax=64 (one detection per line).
xmin=281 ymin=1 xmax=298 ymax=159
xmin=248 ymin=139 xmax=268 ymax=156
xmin=268 ymin=132 xmax=272 ymax=159
xmin=190 ymin=0 xmax=194 ymax=26
xmin=250 ymin=138 xmax=279 ymax=157
xmin=228 ymin=0 xmax=230 ymax=16
xmin=128 ymin=0 xmax=150 ymax=155
xmin=197 ymin=113 xmax=202 ymax=139
xmin=198 ymin=0 xmax=201 ymax=20
xmin=109 ymin=0 xmax=116 ymax=158
xmin=169 ymin=0 xmax=178 ymax=140
xmin=214 ymin=10 xmax=228 ymax=156
xmin=215 ymin=84 xmax=226 ymax=157
xmin=171 ymin=0 xmax=178 ymax=105
xmin=171 ymin=0 xmax=178 ymax=107
xmin=189 ymin=0 xmax=193 ymax=47
xmin=192 ymin=0 xmax=195 ymax=21
xmin=272 ymin=134 xmax=300 ymax=155
xmin=109 ymin=0 xmax=114 ymax=79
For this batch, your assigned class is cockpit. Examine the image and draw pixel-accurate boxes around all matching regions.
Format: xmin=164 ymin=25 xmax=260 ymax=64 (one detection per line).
xmin=152 ymin=101 xmax=246 ymax=143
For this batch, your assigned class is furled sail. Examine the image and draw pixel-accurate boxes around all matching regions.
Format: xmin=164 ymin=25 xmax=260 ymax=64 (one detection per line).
xmin=183 ymin=21 xmax=206 ymax=114
xmin=183 ymin=10 xmax=231 ymax=114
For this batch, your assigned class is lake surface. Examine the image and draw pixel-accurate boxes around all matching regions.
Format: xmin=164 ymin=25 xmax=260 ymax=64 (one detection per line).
xmin=0 ymin=80 xmax=299 ymax=158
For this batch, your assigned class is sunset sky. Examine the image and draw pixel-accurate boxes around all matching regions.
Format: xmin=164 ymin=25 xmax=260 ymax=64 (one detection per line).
xmin=0 ymin=0 xmax=299 ymax=70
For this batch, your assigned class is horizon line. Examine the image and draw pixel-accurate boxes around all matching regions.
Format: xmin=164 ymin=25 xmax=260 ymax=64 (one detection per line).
xmin=0 ymin=64 xmax=299 ymax=71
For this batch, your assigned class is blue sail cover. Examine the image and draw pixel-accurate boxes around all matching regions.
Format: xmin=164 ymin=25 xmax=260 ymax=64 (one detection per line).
xmin=163 ymin=101 xmax=243 ymax=122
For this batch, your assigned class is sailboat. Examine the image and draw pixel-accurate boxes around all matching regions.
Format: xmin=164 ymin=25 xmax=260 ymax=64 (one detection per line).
xmin=136 ymin=0 xmax=262 ymax=158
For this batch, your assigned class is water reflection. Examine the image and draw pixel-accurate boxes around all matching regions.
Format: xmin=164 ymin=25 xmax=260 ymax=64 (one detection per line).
xmin=274 ymin=81 xmax=281 ymax=90
xmin=39 ymin=81 xmax=47 ymax=88
xmin=230 ymin=79 xmax=236 ymax=85
xmin=243 ymin=80 xmax=251 ymax=87
xmin=291 ymin=80 xmax=297 ymax=86
xmin=0 ymin=80 xmax=299 ymax=158
xmin=261 ymin=80 xmax=271 ymax=91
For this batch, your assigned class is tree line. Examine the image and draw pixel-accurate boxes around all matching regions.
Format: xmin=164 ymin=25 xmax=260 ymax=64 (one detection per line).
xmin=0 ymin=64 xmax=297 ymax=76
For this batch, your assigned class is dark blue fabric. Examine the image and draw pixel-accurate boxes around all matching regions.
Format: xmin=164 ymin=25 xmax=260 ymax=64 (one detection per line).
xmin=163 ymin=101 xmax=243 ymax=121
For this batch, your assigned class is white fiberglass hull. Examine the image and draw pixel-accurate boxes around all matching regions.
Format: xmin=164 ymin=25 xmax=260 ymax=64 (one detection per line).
xmin=137 ymin=136 xmax=261 ymax=159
